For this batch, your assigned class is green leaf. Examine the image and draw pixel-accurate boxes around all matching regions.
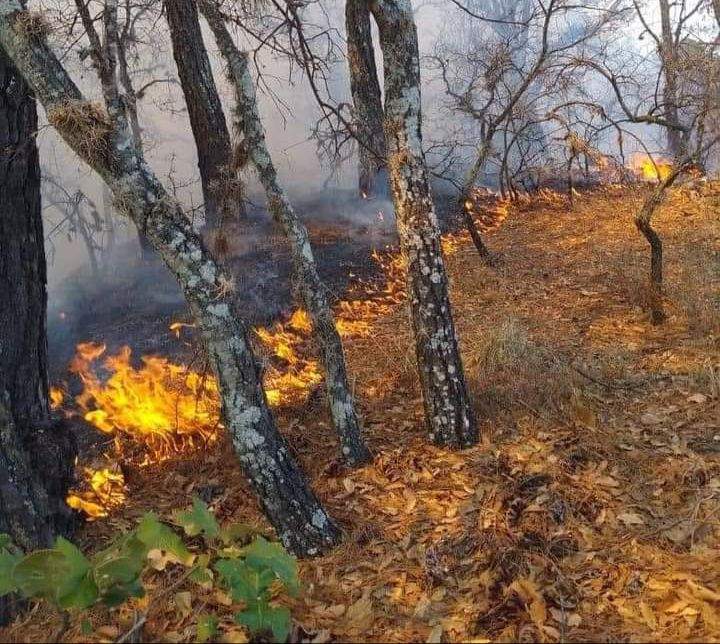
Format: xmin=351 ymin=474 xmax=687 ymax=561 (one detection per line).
xmin=244 ymin=537 xmax=299 ymax=596
xmin=92 ymin=534 xmax=147 ymax=606
xmin=13 ymin=550 xmax=68 ymax=600
xmin=0 ymin=548 xmax=21 ymax=596
xmin=0 ymin=534 xmax=13 ymax=550
xmin=135 ymin=513 xmax=193 ymax=565
xmin=236 ymin=604 xmax=291 ymax=643
xmin=174 ymin=498 xmax=219 ymax=541
xmin=214 ymin=558 xmax=273 ymax=605
xmin=101 ymin=578 xmax=145 ymax=607
xmin=55 ymin=538 xmax=90 ymax=577
xmin=54 ymin=537 xmax=94 ymax=607
xmin=218 ymin=522 xmax=255 ymax=546
xmin=188 ymin=566 xmax=214 ymax=588
xmin=57 ymin=573 xmax=99 ymax=610
xmin=196 ymin=614 xmax=219 ymax=643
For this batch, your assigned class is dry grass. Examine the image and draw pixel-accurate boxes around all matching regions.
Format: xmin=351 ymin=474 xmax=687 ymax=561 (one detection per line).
xmin=472 ymin=318 xmax=579 ymax=418
xmin=688 ymin=360 xmax=720 ymax=399
xmin=6 ymin=184 xmax=720 ymax=644
xmin=671 ymin=242 xmax=720 ymax=339
xmin=608 ymin=248 xmax=660 ymax=318
xmin=47 ymin=101 xmax=113 ymax=169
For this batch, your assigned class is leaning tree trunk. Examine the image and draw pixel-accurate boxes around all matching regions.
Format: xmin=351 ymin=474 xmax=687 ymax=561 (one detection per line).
xmin=459 ymin=139 xmax=493 ymax=261
xmin=164 ymin=0 xmax=245 ymax=230
xmin=0 ymin=47 xmax=76 ymax=622
xmin=368 ymin=0 xmax=477 ymax=448
xmin=0 ymin=1 xmax=339 ymax=557
xmin=345 ymin=0 xmax=386 ymax=197
xmin=199 ymin=0 xmax=371 ymax=466
xmin=634 ymin=162 xmax=687 ymax=325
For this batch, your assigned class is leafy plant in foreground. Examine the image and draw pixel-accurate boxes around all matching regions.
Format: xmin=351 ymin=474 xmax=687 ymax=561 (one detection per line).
xmin=0 ymin=498 xmax=300 ymax=643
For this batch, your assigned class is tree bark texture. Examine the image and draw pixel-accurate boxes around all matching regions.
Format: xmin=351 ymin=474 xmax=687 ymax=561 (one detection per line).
xmin=634 ymin=162 xmax=686 ymax=325
xmin=345 ymin=0 xmax=387 ymax=197
xmin=368 ymin=0 xmax=477 ymax=448
xmin=199 ymin=0 xmax=371 ymax=466
xmin=0 ymin=47 xmax=76 ymax=622
xmin=0 ymin=1 xmax=339 ymax=557
xmin=658 ymin=0 xmax=685 ymax=159
xmin=164 ymin=0 xmax=245 ymax=229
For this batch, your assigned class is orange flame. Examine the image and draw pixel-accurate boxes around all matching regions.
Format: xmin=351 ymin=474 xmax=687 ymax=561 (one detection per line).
xmin=630 ymin=153 xmax=673 ymax=182
xmin=66 ymin=467 xmax=126 ymax=519
xmin=71 ymin=342 xmax=221 ymax=459
xmin=49 ymin=386 xmax=64 ymax=409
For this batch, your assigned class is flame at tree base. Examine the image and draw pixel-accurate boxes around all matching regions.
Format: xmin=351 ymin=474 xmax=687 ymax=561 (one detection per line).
xmin=58 ymin=190 xmax=509 ymax=518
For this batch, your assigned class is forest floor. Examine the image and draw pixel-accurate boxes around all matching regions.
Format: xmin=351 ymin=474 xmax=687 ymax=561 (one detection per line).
xmin=4 ymin=181 xmax=720 ymax=643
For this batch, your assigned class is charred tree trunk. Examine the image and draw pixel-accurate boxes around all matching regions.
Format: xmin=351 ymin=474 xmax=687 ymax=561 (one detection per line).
xmin=164 ymin=0 xmax=244 ymax=230
xmin=634 ymin=162 xmax=687 ymax=325
xmin=368 ymin=0 xmax=477 ymax=448
xmin=199 ymin=0 xmax=371 ymax=466
xmin=0 ymin=47 xmax=76 ymax=622
xmin=0 ymin=1 xmax=339 ymax=557
xmin=345 ymin=0 xmax=386 ymax=197
xmin=459 ymin=140 xmax=493 ymax=261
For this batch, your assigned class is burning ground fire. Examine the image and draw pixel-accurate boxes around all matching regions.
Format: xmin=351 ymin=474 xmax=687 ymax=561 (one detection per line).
xmin=58 ymin=192 xmax=509 ymax=518
xmin=630 ymin=152 xmax=674 ymax=182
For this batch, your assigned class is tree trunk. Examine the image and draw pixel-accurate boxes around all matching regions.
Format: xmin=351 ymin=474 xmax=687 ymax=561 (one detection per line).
xmin=199 ymin=0 xmax=371 ymax=466
xmin=164 ymin=0 xmax=245 ymax=229
xmin=345 ymin=0 xmax=386 ymax=197
xmin=0 ymin=2 xmax=339 ymax=557
xmin=0 ymin=46 xmax=76 ymax=622
xmin=634 ymin=162 xmax=687 ymax=325
xmin=459 ymin=139 xmax=493 ymax=260
xmin=368 ymin=0 xmax=477 ymax=448
xmin=658 ymin=0 xmax=685 ymax=159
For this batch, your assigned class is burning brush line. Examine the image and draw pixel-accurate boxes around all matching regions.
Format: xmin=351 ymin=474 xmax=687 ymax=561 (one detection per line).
xmin=56 ymin=192 xmax=510 ymax=518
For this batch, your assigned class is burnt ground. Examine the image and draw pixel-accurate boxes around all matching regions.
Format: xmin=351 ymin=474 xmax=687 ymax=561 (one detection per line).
xmin=47 ymin=186 xmax=461 ymax=379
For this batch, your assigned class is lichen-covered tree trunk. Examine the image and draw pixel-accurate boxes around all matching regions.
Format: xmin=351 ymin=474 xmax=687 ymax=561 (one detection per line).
xmin=0 ymin=47 xmax=76 ymax=622
xmin=368 ymin=0 xmax=477 ymax=448
xmin=164 ymin=0 xmax=245 ymax=229
xmin=0 ymin=1 xmax=339 ymax=556
xmin=345 ymin=0 xmax=386 ymax=197
xmin=199 ymin=0 xmax=371 ymax=466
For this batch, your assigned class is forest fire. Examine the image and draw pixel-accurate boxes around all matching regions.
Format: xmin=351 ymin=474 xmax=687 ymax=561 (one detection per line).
xmin=70 ymin=342 xmax=221 ymax=458
xmin=57 ymin=192 xmax=507 ymax=518
xmin=66 ymin=467 xmax=126 ymax=519
xmin=631 ymin=153 xmax=674 ymax=181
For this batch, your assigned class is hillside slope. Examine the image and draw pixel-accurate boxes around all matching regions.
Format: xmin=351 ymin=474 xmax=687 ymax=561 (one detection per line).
xmin=4 ymin=183 xmax=720 ymax=643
